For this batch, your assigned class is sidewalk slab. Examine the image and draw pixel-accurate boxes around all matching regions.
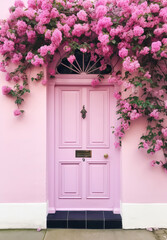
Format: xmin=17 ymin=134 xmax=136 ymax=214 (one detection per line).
xmin=0 ymin=230 xmax=46 ymax=240
xmin=45 ymin=229 xmax=157 ymax=240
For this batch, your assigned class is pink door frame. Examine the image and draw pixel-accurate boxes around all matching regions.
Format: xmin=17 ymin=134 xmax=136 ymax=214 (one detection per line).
xmin=47 ymin=73 xmax=121 ymax=213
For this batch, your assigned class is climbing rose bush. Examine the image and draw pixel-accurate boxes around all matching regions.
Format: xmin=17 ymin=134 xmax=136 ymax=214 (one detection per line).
xmin=0 ymin=0 xmax=167 ymax=171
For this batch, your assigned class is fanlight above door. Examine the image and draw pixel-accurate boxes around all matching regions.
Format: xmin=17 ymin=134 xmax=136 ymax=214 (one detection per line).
xmin=56 ymin=50 xmax=112 ymax=74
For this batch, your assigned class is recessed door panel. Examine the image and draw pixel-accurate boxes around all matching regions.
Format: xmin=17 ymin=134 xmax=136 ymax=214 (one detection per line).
xmin=59 ymin=88 xmax=81 ymax=147
xmin=59 ymin=161 xmax=82 ymax=198
xmin=86 ymin=161 xmax=110 ymax=198
xmin=87 ymin=89 xmax=109 ymax=148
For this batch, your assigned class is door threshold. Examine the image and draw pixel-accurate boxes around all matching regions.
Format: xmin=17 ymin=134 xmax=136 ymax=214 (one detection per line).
xmin=47 ymin=211 xmax=122 ymax=229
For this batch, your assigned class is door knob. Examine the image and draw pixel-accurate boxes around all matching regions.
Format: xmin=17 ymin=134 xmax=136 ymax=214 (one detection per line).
xmin=104 ymin=154 xmax=108 ymax=159
xmin=82 ymin=158 xmax=85 ymax=162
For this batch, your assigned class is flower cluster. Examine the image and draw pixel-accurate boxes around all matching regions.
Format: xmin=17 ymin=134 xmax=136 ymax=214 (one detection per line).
xmin=0 ymin=0 xmax=167 ymax=172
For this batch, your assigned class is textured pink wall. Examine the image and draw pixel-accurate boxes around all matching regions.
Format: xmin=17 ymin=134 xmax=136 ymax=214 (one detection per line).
xmin=0 ymin=65 xmax=47 ymax=203
xmin=121 ymin=118 xmax=167 ymax=203
xmin=0 ymin=0 xmax=167 ymax=206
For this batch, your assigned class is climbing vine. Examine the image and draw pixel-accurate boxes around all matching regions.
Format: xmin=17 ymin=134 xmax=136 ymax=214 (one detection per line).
xmin=0 ymin=0 xmax=167 ymax=171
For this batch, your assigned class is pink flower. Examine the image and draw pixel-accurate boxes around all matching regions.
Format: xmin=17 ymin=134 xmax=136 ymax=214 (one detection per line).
xmin=150 ymin=3 xmax=160 ymax=13
xmin=144 ymin=71 xmax=151 ymax=78
xmin=162 ymin=128 xmax=167 ymax=138
xmin=154 ymin=140 xmax=163 ymax=152
xmin=31 ymin=55 xmax=44 ymax=66
xmin=12 ymin=76 xmax=20 ymax=82
xmin=51 ymin=29 xmax=62 ymax=48
xmin=77 ymin=10 xmax=87 ymax=21
xmin=151 ymin=160 xmax=156 ymax=167
xmin=119 ymin=48 xmax=128 ymax=58
xmin=26 ymin=52 xmax=34 ymax=61
xmin=38 ymin=46 xmax=49 ymax=57
xmin=143 ymin=141 xmax=149 ymax=150
xmin=2 ymin=86 xmax=11 ymax=95
xmin=14 ymin=0 xmax=25 ymax=7
xmin=149 ymin=109 xmax=159 ymax=120
xmin=133 ymin=26 xmax=144 ymax=37
xmin=3 ymin=40 xmax=15 ymax=53
xmin=114 ymin=92 xmax=121 ymax=100
xmin=11 ymin=53 xmax=22 ymax=63
xmin=14 ymin=109 xmax=21 ymax=116
xmin=123 ymin=57 xmax=140 ymax=73
xmin=164 ymin=100 xmax=167 ymax=109
xmin=80 ymin=48 xmax=87 ymax=53
xmin=19 ymin=86 xmax=23 ymax=90
xmin=129 ymin=110 xmax=141 ymax=120
xmin=91 ymin=78 xmax=99 ymax=87
xmin=67 ymin=55 xmax=76 ymax=64
xmin=16 ymin=20 xmax=27 ymax=36
xmin=151 ymin=41 xmax=162 ymax=53
xmin=140 ymin=47 xmax=150 ymax=55
xmin=63 ymin=45 xmax=71 ymax=52
xmin=96 ymin=5 xmax=107 ymax=18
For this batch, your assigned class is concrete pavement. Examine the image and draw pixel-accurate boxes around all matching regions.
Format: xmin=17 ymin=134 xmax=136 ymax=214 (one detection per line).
xmin=0 ymin=229 xmax=167 ymax=240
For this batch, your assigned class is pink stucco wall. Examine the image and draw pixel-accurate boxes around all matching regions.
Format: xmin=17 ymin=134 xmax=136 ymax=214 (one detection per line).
xmin=122 ymin=118 xmax=167 ymax=203
xmin=0 ymin=64 xmax=47 ymax=203
xmin=0 ymin=0 xmax=167 ymax=208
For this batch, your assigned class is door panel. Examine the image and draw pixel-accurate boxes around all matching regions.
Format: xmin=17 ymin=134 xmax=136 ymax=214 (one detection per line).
xmin=87 ymin=88 xmax=109 ymax=148
xmin=59 ymin=88 xmax=82 ymax=147
xmin=59 ymin=161 xmax=82 ymax=198
xmin=86 ymin=161 xmax=110 ymax=198
xmin=55 ymin=86 xmax=114 ymax=210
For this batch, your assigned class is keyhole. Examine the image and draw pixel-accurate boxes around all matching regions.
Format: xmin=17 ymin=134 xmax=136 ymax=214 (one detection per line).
xmin=82 ymin=158 xmax=85 ymax=162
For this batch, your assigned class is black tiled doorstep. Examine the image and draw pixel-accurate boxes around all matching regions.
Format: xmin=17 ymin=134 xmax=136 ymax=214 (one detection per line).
xmin=47 ymin=211 xmax=122 ymax=229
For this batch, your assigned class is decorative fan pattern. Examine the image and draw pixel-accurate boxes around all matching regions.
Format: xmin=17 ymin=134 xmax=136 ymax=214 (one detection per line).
xmin=57 ymin=51 xmax=112 ymax=74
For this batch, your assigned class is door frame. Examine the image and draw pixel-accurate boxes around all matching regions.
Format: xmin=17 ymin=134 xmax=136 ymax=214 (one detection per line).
xmin=47 ymin=73 xmax=121 ymax=213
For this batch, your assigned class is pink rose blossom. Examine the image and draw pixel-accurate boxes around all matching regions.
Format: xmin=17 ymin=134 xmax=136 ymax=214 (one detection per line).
xmin=150 ymin=160 xmax=156 ymax=167
xmin=51 ymin=29 xmax=62 ymax=48
xmin=119 ymin=48 xmax=128 ymax=58
xmin=96 ymin=5 xmax=107 ymax=18
xmin=91 ymin=78 xmax=99 ymax=87
xmin=19 ymin=86 xmax=23 ymax=90
xmin=150 ymin=3 xmax=160 ymax=13
xmin=14 ymin=109 xmax=22 ymax=116
xmin=143 ymin=141 xmax=149 ymax=150
xmin=164 ymin=100 xmax=167 ymax=109
xmin=144 ymin=71 xmax=151 ymax=79
xmin=63 ymin=45 xmax=71 ymax=52
xmin=2 ymin=86 xmax=11 ymax=95
xmin=133 ymin=26 xmax=144 ymax=37
xmin=14 ymin=0 xmax=25 ymax=8
xmin=26 ymin=52 xmax=34 ymax=61
xmin=80 ymin=48 xmax=87 ymax=53
xmin=83 ymin=0 xmax=92 ymax=9
xmin=149 ymin=109 xmax=159 ymax=120
xmin=77 ymin=10 xmax=87 ymax=21
xmin=151 ymin=41 xmax=162 ymax=53
xmin=140 ymin=47 xmax=150 ymax=55
xmin=162 ymin=128 xmax=167 ymax=138
xmin=67 ymin=55 xmax=76 ymax=64
xmin=154 ymin=140 xmax=163 ymax=152
xmin=31 ymin=55 xmax=44 ymax=66
xmin=12 ymin=76 xmax=20 ymax=82
xmin=11 ymin=53 xmax=22 ymax=63
xmin=123 ymin=57 xmax=140 ymax=73
xmin=114 ymin=92 xmax=121 ymax=100
xmin=129 ymin=110 xmax=141 ymax=120
xmin=16 ymin=20 xmax=27 ymax=36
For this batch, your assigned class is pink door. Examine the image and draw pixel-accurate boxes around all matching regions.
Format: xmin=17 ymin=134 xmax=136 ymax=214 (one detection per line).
xmin=55 ymin=85 xmax=116 ymax=210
